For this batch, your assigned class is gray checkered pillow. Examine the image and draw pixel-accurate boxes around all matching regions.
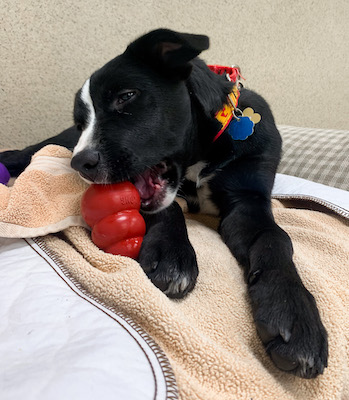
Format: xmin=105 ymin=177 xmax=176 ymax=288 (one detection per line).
xmin=277 ymin=125 xmax=349 ymax=191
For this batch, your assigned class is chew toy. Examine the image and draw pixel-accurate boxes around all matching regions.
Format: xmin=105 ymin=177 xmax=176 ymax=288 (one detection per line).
xmin=81 ymin=182 xmax=146 ymax=259
xmin=0 ymin=163 xmax=11 ymax=185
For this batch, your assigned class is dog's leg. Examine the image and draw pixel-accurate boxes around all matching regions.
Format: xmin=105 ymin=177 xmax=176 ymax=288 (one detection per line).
xmin=0 ymin=126 xmax=80 ymax=177
xmin=139 ymin=201 xmax=198 ymax=299
xmin=210 ymin=160 xmax=328 ymax=378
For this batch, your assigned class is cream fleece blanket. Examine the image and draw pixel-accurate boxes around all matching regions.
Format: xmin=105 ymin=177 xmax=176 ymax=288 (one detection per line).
xmin=0 ymin=145 xmax=349 ymax=399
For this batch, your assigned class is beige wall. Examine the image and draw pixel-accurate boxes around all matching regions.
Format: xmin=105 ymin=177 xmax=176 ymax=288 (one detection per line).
xmin=1 ymin=0 xmax=348 ymax=149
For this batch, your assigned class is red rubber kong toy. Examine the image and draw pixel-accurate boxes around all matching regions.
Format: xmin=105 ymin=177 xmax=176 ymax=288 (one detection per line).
xmin=81 ymin=182 xmax=146 ymax=259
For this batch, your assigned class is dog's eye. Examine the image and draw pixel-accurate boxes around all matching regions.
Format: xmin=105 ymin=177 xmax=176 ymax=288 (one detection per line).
xmin=116 ymin=91 xmax=136 ymax=104
xmin=119 ymin=91 xmax=135 ymax=102
xmin=112 ymin=89 xmax=139 ymax=112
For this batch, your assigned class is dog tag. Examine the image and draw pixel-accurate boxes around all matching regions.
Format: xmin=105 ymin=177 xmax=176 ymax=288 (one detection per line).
xmin=228 ymin=107 xmax=261 ymax=141
xmin=228 ymin=117 xmax=254 ymax=140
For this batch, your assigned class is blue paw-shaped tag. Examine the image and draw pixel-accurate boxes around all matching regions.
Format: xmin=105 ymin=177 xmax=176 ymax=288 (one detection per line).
xmin=228 ymin=108 xmax=261 ymax=141
xmin=228 ymin=117 xmax=254 ymax=140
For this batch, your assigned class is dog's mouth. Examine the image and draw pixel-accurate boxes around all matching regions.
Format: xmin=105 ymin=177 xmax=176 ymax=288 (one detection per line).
xmin=72 ymin=151 xmax=179 ymax=213
xmin=132 ymin=161 xmax=178 ymax=213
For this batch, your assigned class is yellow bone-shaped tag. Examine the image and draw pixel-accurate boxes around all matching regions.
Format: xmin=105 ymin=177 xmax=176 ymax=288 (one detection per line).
xmin=242 ymin=107 xmax=261 ymax=124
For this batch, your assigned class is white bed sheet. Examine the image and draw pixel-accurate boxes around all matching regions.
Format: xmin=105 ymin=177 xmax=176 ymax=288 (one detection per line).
xmin=273 ymin=173 xmax=349 ymax=218
xmin=0 ymin=238 xmax=173 ymax=400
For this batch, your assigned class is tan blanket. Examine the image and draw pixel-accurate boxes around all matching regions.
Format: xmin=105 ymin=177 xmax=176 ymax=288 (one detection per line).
xmin=0 ymin=145 xmax=89 ymax=237
xmin=1 ymin=145 xmax=349 ymax=399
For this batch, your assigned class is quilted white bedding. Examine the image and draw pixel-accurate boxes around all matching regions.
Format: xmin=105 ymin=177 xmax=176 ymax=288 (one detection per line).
xmin=0 ymin=174 xmax=348 ymax=400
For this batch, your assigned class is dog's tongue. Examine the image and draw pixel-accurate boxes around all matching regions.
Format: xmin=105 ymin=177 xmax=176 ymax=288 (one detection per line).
xmin=133 ymin=170 xmax=156 ymax=201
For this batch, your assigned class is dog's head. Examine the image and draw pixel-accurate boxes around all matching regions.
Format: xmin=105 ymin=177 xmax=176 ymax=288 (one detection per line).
xmin=71 ymin=29 xmax=209 ymax=212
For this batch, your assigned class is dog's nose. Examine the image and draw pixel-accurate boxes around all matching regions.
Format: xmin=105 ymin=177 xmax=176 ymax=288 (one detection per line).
xmin=71 ymin=149 xmax=100 ymax=181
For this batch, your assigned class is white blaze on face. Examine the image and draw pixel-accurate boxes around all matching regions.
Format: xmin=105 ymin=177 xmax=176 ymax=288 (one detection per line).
xmin=73 ymin=78 xmax=97 ymax=156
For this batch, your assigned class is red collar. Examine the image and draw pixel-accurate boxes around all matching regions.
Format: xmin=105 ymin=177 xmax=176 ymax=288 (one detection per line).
xmin=208 ymin=65 xmax=244 ymax=142
xmin=207 ymin=65 xmax=244 ymax=83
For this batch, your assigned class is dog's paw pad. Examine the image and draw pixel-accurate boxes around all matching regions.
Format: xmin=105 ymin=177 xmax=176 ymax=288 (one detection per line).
xmin=270 ymin=351 xmax=299 ymax=372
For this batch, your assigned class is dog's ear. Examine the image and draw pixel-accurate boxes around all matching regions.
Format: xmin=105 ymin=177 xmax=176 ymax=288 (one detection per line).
xmin=125 ymin=29 xmax=209 ymax=79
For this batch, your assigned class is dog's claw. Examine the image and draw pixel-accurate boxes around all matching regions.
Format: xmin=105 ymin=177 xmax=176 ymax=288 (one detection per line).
xmin=280 ymin=327 xmax=292 ymax=343
xmin=248 ymin=269 xmax=262 ymax=285
xmin=141 ymin=261 xmax=159 ymax=273
xmin=256 ymin=320 xmax=292 ymax=345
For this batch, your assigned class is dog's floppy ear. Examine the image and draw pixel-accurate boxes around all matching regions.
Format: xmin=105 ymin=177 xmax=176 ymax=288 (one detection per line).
xmin=125 ymin=29 xmax=209 ymax=79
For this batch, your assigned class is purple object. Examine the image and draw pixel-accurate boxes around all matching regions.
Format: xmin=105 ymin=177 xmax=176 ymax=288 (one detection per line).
xmin=0 ymin=162 xmax=11 ymax=185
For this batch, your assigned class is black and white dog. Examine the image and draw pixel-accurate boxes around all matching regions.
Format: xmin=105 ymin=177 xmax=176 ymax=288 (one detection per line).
xmin=0 ymin=29 xmax=328 ymax=378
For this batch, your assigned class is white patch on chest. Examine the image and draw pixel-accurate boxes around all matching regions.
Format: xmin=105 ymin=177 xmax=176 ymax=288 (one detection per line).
xmin=185 ymin=161 xmax=207 ymax=186
xmin=185 ymin=162 xmax=219 ymax=216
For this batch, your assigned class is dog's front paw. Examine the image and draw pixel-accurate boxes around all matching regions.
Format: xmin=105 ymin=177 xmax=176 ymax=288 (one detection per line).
xmin=138 ymin=238 xmax=198 ymax=299
xmin=249 ymin=270 xmax=328 ymax=378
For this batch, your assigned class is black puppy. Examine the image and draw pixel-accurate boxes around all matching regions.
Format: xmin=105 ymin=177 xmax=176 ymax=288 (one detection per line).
xmin=0 ymin=29 xmax=327 ymax=378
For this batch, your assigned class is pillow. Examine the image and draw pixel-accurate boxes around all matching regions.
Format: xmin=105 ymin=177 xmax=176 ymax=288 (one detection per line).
xmin=277 ymin=125 xmax=349 ymax=191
